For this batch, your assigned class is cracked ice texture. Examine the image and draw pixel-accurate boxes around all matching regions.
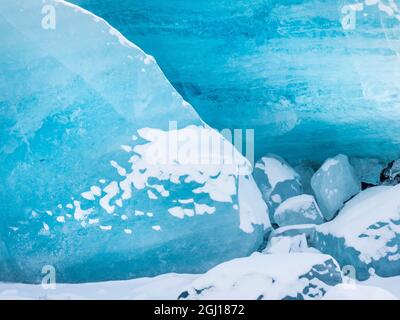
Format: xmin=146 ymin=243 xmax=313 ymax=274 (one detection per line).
xmin=72 ymin=0 xmax=400 ymax=163
xmin=0 ymin=0 xmax=269 ymax=283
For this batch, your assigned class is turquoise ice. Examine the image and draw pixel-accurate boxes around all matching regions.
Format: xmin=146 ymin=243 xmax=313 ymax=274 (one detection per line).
xmin=311 ymin=186 xmax=400 ymax=280
xmin=0 ymin=0 xmax=270 ymax=283
xmin=72 ymin=0 xmax=400 ymax=164
xmin=350 ymin=158 xmax=386 ymax=186
xmin=253 ymin=154 xmax=302 ymax=224
xmin=274 ymin=195 xmax=325 ymax=227
xmin=311 ymin=154 xmax=361 ymax=220
xmin=2 ymin=0 xmax=400 ymax=287
xmin=294 ymin=162 xmax=316 ymax=196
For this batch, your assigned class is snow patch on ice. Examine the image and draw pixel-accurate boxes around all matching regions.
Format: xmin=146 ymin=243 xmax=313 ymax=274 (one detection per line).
xmin=256 ymin=157 xmax=299 ymax=190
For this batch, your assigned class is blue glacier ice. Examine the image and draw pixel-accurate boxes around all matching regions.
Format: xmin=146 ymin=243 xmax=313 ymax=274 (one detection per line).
xmin=274 ymin=195 xmax=325 ymax=227
xmin=71 ymin=0 xmax=400 ymax=164
xmin=253 ymin=155 xmax=302 ymax=224
xmin=294 ymin=162 xmax=316 ymax=195
xmin=65 ymin=0 xmax=400 ymax=283
xmin=310 ymin=186 xmax=400 ymax=280
xmin=0 ymin=0 xmax=270 ymax=283
xmin=267 ymin=184 xmax=400 ymax=280
xmin=269 ymin=224 xmax=317 ymax=241
xmin=350 ymin=157 xmax=386 ymax=186
xmin=311 ymin=154 xmax=361 ymax=220
xmin=2 ymin=0 xmax=400 ymax=289
xmin=263 ymin=223 xmax=321 ymax=254
xmin=263 ymin=234 xmax=315 ymax=254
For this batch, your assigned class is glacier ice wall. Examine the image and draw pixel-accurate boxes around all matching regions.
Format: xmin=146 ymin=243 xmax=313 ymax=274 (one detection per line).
xmin=0 ymin=0 xmax=270 ymax=283
xmin=72 ymin=0 xmax=400 ymax=163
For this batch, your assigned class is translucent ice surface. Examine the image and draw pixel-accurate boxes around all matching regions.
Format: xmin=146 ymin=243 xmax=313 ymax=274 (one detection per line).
xmin=0 ymin=0 xmax=270 ymax=283
xmin=253 ymin=154 xmax=302 ymax=224
xmin=350 ymin=157 xmax=386 ymax=186
xmin=312 ymin=186 xmax=400 ymax=280
xmin=274 ymin=195 xmax=325 ymax=227
xmin=311 ymin=154 xmax=361 ymax=220
xmin=72 ymin=0 xmax=400 ymax=163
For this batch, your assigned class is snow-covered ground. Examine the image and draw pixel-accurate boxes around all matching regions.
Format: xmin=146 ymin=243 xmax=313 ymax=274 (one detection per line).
xmin=322 ymin=283 xmax=398 ymax=300
xmin=0 ymin=274 xmax=198 ymax=300
xmin=1 ymin=273 xmax=398 ymax=300
xmin=363 ymin=275 xmax=400 ymax=298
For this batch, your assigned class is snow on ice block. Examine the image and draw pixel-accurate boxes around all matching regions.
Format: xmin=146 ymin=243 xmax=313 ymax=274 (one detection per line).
xmin=253 ymin=154 xmax=302 ymax=223
xmin=294 ymin=162 xmax=316 ymax=195
xmin=311 ymin=186 xmax=400 ymax=280
xmin=311 ymin=154 xmax=361 ymax=220
xmin=274 ymin=195 xmax=324 ymax=227
xmin=0 ymin=0 xmax=270 ymax=283
xmin=263 ymin=234 xmax=319 ymax=254
xmin=178 ymin=252 xmax=342 ymax=300
xmin=270 ymin=224 xmax=317 ymax=239
xmin=264 ymin=223 xmax=321 ymax=254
